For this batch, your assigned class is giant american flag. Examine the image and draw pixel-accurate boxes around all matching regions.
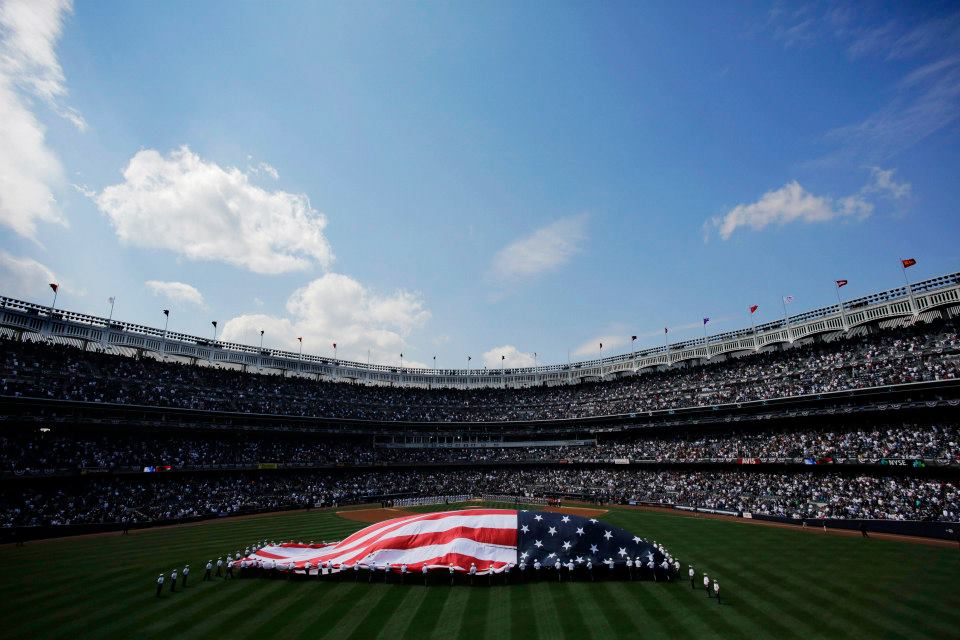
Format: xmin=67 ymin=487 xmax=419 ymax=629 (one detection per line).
xmin=240 ymin=508 xmax=673 ymax=575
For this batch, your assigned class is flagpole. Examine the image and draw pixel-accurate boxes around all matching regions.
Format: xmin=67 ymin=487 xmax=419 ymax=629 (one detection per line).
xmin=703 ymin=320 xmax=709 ymax=359
xmin=902 ymin=262 xmax=917 ymax=315
xmin=835 ymin=283 xmax=848 ymax=331
xmin=108 ymin=297 xmax=115 ymax=323
xmin=162 ymin=311 xmax=170 ymax=360
xmin=630 ymin=336 xmax=636 ymax=371
xmin=782 ymin=297 xmax=792 ymax=342
xmin=750 ymin=309 xmax=757 ymax=350
xmin=50 ymin=287 xmax=58 ymax=312
xmin=664 ymin=328 xmax=669 ymax=365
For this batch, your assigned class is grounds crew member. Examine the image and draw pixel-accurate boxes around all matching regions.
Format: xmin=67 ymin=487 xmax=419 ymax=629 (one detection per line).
xmin=449 ymin=563 xmax=456 ymax=586
xmin=169 ymin=568 xmax=178 ymax=592
xmin=714 ymin=580 xmax=721 ymax=604
xmin=155 ymin=573 xmax=164 ymax=597
xmin=554 ymin=558 xmax=562 ymax=581
xmin=688 ymin=565 xmax=695 ymax=588
xmin=400 ymin=563 xmax=408 ymax=584
xmin=626 ymin=556 xmax=634 ymax=580
xmin=586 ymin=559 xmax=594 ymax=581
xmin=704 ymin=573 xmax=711 ymax=597
xmin=469 ymin=563 xmax=477 ymax=586
xmin=647 ymin=558 xmax=656 ymax=581
xmin=225 ymin=559 xmax=235 ymax=579
xmin=422 ymin=564 xmax=429 ymax=586
xmin=216 ymin=557 xmax=223 ymax=577
xmin=182 ymin=564 xmax=189 ymax=587
xmin=204 ymin=560 xmax=212 ymax=581
xmin=660 ymin=558 xmax=671 ymax=580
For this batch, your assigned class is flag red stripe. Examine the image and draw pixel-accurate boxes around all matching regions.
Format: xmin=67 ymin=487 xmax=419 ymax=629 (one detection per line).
xmin=321 ymin=526 xmax=517 ymax=565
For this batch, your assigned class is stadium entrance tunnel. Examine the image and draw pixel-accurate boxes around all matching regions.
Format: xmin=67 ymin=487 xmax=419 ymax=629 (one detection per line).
xmin=234 ymin=508 xmax=679 ymax=583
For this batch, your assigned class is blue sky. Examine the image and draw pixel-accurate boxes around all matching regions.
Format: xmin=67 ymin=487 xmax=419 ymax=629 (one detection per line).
xmin=1 ymin=0 xmax=958 ymax=368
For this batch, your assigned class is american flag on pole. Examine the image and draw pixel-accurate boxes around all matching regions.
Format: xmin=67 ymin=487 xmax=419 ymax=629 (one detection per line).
xmin=238 ymin=509 xmax=673 ymax=577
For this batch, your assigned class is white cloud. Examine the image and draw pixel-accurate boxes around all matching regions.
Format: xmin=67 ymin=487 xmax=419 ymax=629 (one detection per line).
xmin=0 ymin=250 xmax=56 ymax=298
xmin=572 ymin=334 xmax=630 ymax=357
xmin=0 ymin=0 xmax=81 ymax=240
xmin=489 ymin=214 xmax=588 ymax=283
xmin=706 ymin=181 xmax=873 ymax=240
xmin=93 ymin=146 xmax=334 ymax=275
xmin=250 ymin=161 xmax=279 ymax=180
xmin=865 ymin=166 xmax=911 ymax=199
xmin=145 ymin=280 xmax=206 ymax=308
xmin=481 ymin=345 xmax=537 ymax=369
xmin=220 ymin=272 xmax=430 ymax=364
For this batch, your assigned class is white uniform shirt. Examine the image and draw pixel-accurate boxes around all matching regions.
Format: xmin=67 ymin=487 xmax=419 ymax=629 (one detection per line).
xmin=157 ymin=575 xmax=164 ymax=585
xmin=704 ymin=576 xmax=710 ymax=587
xmin=688 ymin=567 xmax=695 ymax=578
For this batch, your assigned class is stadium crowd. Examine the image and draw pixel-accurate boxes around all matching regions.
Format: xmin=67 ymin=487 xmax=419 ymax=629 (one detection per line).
xmin=1 ymin=320 xmax=958 ymax=422
xmin=2 ymin=468 xmax=956 ymax=527
xmin=1 ymin=423 xmax=956 ymax=474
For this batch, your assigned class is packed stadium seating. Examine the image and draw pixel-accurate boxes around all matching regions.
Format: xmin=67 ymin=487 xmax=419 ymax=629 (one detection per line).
xmin=2 ymin=319 xmax=958 ymax=422
xmin=1 ymin=317 xmax=959 ymax=538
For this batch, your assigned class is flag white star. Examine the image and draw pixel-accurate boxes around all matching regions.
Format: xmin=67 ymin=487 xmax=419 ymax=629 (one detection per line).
xmin=547 ymin=552 xmax=556 ymax=559
xmin=603 ymin=530 xmax=613 ymax=540
xmin=534 ymin=515 xmax=543 ymax=521
xmin=590 ymin=544 xmax=598 ymax=553
xmin=562 ymin=541 xmax=572 ymax=551
xmin=561 ymin=515 xmax=570 ymax=523
xmin=534 ymin=540 xmax=543 ymax=548
xmin=547 ymin=526 xmax=557 ymax=536
xmin=632 ymin=536 xmax=641 ymax=544
xmin=618 ymin=547 xmax=627 ymax=557
xmin=589 ymin=518 xmax=598 ymax=524
xmin=575 ymin=556 xmax=584 ymax=564
xmin=520 ymin=551 xmax=528 ymax=560
xmin=576 ymin=527 xmax=585 ymax=536
xmin=521 ymin=525 xmax=529 ymax=533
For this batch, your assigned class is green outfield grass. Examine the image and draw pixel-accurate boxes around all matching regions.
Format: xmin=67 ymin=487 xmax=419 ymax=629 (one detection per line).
xmin=0 ymin=503 xmax=957 ymax=640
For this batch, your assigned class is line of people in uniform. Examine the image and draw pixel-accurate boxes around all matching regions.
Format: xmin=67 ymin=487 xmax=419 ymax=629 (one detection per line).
xmin=687 ymin=564 xmax=723 ymax=604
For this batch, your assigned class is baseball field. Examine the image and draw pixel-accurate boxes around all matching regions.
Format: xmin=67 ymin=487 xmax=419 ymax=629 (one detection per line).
xmin=0 ymin=502 xmax=957 ymax=640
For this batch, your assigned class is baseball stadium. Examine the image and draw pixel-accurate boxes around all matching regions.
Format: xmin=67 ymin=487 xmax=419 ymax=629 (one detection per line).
xmin=1 ymin=271 xmax=959 ymax=639
xmin=2 ymin=2 xmax=960 ymax=639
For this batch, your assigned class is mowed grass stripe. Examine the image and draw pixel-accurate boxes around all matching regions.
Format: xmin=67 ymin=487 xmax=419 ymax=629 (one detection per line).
xmin=373 ymin=583 xmax=429 ymax=640
xmin=268 ymin=582 xmax=367 ymax=640
xmin=400 ymin=580 xmax=452 ymax=640
xmin=507 ymin=584 xmax=538 ymax=639
xmin=344 ymin=584 xmax=416 ymax=640
xmin=322 ymin=583 xmax=395 ymax=640
xmin=525 ymin=583 xmax=564 ymax=639
xmin=726 ymin=556 xmax=915 ymax=639
xmin=432 ymin=584 xmax=471 ymax=639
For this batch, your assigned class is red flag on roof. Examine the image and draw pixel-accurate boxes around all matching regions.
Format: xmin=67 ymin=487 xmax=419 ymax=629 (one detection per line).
xmin=49 ymin=283 xmax=58 ymax=293
xmin=836 ymin=279 xmax=848 ymax=288
xmin=749 ymin=305 xmax=759 ymax=314
xmin=901 ymin=258 xmax=916 ymax=269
